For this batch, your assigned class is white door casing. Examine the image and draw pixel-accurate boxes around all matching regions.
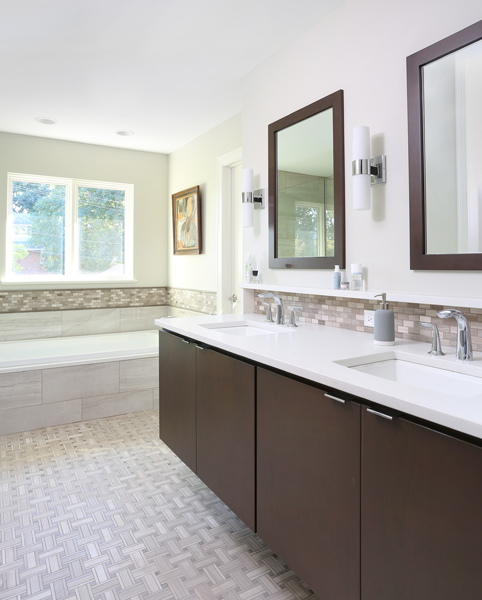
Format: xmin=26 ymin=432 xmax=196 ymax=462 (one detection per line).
xmin=216 ymin=148 xmax=242 ymax=314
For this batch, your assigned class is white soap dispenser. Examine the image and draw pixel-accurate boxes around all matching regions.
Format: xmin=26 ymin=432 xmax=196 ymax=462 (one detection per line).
xmin=373 ymin=293 xmax=395 ymax=345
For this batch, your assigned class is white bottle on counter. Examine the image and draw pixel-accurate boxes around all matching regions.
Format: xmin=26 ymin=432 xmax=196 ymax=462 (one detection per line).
xmin=244 ymin=254 xmax=253 ymax=283
xmin=351 ymin=263 xmax=363 ymax=291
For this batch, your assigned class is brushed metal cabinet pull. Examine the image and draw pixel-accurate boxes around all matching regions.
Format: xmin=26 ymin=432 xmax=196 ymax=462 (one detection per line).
xmin=181 ymin=339 xmax=190 ymax=344
xmin=195 ymin=345 xmax=205 ymax=350
xmin=367 ymin=408 xmax=394 ymax=421
xmin=325 ymin=393 xmax=346 ymax=404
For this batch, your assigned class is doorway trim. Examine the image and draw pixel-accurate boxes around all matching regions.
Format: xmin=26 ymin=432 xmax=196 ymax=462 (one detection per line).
xmin=216 ymin=147 xmax=242 ymax=314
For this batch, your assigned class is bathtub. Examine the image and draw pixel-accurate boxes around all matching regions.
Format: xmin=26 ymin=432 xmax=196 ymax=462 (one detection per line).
xmin=0 ymin=330 xmax=160 ymax=436
xmin=0 ymin=330 xmax=159 ymax=373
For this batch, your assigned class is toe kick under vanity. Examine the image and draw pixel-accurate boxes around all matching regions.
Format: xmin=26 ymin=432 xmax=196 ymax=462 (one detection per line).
xmin=155 ymin=313 xmax=482 ymax=600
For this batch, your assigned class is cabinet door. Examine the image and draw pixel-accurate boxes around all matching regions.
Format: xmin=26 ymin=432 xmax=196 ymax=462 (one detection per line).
xmin=257 ymin=368 xmax=361 ymax=600
xmin=158 ymin=330 xmax=197 ymax=472
xmin=362 ymin=407 xmax=482 ymax=600
xmin=196 ymin=347 xmax=255 ymax=531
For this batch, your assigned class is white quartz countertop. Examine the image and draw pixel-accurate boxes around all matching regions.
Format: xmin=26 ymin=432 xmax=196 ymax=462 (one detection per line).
xmin=155 ymin=313 xmax=482 ymax=441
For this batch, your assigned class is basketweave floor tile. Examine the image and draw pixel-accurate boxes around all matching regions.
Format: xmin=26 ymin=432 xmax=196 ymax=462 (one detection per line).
xmin=0 ymin=410 xmax=319 ymax=600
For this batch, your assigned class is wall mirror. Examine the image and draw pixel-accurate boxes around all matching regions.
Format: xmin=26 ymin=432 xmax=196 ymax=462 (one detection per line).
xmin=407 ymin=19 xmax=482 ymax=270
xmin=268 ymin=90 xmax=345 ymax=269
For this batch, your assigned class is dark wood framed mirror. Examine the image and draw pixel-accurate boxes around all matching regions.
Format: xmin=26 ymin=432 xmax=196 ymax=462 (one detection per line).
xmin=407 ymin=20 xmax=482 ymax=270
xmin=268 ymin=90 xmax=345 ymax=269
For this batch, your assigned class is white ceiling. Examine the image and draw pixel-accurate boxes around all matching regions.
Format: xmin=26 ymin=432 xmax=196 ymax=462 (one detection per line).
xmin=0 ymin=0 xmax=345 ymax=154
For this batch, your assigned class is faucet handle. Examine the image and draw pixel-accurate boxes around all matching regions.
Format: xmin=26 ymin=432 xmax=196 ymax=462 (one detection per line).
xmin=287 ymin=306 xmax=302 ymax=328
xmin=261 ymin=301 xmax=274 ymax=323
xmin=420 ymin=322 xmax=445 ymax=356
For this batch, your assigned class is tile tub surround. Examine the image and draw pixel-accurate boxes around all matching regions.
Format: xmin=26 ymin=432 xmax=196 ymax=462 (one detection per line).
xmin=0 ymin=410 xmax=318 ymax=600
xmin=253 ymin=290 xmax=482 ymax=353
xmin=0 ymin=357 xmax=158 ymax=435
xmin=0 ymin=305 xmax=203 ymax=342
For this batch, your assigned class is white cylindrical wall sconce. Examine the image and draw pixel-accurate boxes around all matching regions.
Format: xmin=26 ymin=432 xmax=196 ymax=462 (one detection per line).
xmin=241 ymin=168 xmax=265 ymax=227
xmin=352 ymin=126 xmax=372 ymax=210
xmin=242 ymin=168 xmax=253 ymax=195
xmin=242 ymin=202 xmax=254 ymax=227
xmin=242 ymin=168 xmax=254 ymax=227
xmin=352 ymin=126 xmax=387 ymax=210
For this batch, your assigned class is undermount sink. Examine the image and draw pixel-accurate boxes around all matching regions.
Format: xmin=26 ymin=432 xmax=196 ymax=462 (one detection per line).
xmin=336 ymin=353 xmax=482 ymax=398
xmin=199 ymin=320 xmax=292 ymax=337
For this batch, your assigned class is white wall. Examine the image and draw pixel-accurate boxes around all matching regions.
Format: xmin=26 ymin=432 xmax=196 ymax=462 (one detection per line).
xmin=242 ymin=0 xmax=482 ymax=297
xmin=168 ymin=114 xmax=242 ymax=291
xmin=0 ymin=132 xmax=168 ymax=289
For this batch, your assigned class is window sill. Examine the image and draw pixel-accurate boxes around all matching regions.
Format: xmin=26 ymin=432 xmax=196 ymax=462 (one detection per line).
xmin=1 ymin=277 xmax=138 ymax=288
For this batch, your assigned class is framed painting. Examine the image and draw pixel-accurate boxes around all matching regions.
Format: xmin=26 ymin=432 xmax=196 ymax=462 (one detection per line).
xmin=172 ymin=186 xmax=202 ymax=255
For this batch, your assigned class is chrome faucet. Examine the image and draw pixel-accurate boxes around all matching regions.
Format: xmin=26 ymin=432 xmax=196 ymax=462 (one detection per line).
xmin=258 ymin=293 xmax=284 ymax=325
xmin=436 ymin=309 xmax=472 ymax=361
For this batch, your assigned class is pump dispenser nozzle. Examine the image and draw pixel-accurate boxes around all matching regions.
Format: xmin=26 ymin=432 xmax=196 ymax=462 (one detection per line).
xmin=375 ymin=293 xmax=388 ymax=310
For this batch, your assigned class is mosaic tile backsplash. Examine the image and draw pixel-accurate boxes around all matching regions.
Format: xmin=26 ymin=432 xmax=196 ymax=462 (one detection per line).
xmin=253 ymin=290 xmax=482 ymax=353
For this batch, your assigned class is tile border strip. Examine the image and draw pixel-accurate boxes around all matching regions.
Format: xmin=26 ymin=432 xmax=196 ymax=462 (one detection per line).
xmin=0 ymin=287 xmax=216 ymax=315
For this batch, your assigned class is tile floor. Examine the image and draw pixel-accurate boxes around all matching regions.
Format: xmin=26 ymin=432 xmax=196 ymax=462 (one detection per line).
xmin=0 ymin=410 xmax=318 ymax=600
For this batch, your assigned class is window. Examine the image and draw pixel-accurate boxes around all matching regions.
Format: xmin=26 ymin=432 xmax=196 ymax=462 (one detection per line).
xmin=6 ymin=173 xmax=133 ymax=282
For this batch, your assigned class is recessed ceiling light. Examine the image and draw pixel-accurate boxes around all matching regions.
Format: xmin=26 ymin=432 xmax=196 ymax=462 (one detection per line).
xmin=116 ymin=130 xmax=134 ymax=137
xmin=35 ymin=117 xmax=57 ymax=125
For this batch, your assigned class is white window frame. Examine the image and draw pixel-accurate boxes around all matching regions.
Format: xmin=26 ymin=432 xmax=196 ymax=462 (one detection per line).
xmin=5 ymin=172 xmax=134 ymax=284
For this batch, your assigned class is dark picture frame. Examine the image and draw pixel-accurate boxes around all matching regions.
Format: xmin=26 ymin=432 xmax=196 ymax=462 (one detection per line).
xmin=172 ymin=186 xmax=202 ymax=255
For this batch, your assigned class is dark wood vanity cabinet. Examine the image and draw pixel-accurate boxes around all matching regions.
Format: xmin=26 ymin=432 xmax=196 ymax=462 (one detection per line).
xmin=196 ymin=347 xmax=255 ymax=531
xmin=257 ymin=368 xmax=361 ymax=600
xmin=160 ymin=329 xmax=482 ymax=600
xmin=361 ymin=407 xmax=482 ymax=600
xmin=158 ymin=330 xmax=197 ymax=472
xmin=158 ymin=330 xmax=256 ymax=531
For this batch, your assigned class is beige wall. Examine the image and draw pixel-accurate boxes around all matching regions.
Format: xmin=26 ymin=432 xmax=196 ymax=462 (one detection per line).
xmin=167 ymin=113 xmax=242 ymax=292
xmin=0 ymin=132 xmax=168 ymax=289
xmin=242 ymin=0 xmax=482 ymax=298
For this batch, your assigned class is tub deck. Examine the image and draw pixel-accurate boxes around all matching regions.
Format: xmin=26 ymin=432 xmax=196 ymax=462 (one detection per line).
xmin=0 ymin=330 xmax=158 ymax=373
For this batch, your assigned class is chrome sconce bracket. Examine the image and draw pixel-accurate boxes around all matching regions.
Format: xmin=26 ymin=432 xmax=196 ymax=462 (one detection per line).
xmin=254 ymin=188 xmax=265 ymax=208
xmin=242 ymin=189 xmax=265 ymax=208
xmin=371 ymin=155 xmax=386 ymax=185
xmin=352 ymin=155 xmax=386 ymax=185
